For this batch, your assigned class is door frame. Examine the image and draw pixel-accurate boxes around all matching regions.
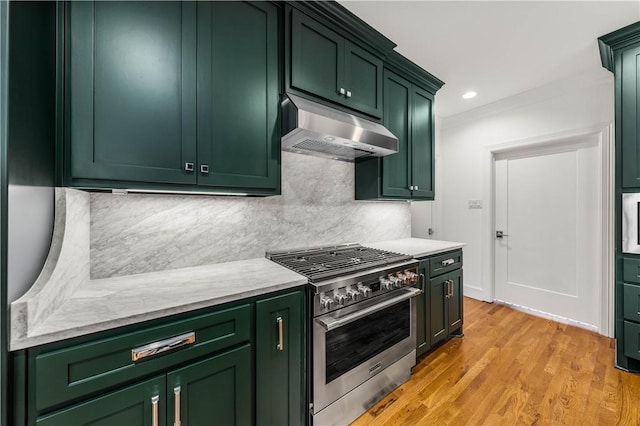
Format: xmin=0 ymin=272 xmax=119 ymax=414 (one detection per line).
xmin=479 ymin=122 xmax=614 ymax=336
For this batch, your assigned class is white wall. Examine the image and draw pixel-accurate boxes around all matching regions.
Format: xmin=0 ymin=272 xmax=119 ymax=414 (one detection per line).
xmin=430 ymin=70 xmax=614 ymax=303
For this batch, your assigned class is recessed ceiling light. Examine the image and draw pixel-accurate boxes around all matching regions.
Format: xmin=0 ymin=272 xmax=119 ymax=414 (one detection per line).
xmin=462 ymin=91 xmax=477 ymax=100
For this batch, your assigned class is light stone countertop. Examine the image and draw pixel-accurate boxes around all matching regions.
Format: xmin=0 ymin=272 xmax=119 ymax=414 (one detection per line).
xmin=365 ymin=238 xmax=465 ymax=259
xmin=11 ymin=258 xmax=306 ymax=350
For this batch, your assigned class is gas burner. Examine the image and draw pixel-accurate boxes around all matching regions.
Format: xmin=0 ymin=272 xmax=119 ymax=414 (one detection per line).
xmin=266 ymin=243 xmax=413 ymax=283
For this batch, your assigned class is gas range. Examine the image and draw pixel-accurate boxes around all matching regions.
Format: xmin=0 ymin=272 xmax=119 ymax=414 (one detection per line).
xmin=267 ymin=243 xmax=421 ymax=426
xmin=267 ymin=243 xmax=419 ymax=314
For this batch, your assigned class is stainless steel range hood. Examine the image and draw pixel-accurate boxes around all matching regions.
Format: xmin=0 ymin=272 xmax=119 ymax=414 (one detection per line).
xmin=281 ymin=93 xmax=398 ymax=162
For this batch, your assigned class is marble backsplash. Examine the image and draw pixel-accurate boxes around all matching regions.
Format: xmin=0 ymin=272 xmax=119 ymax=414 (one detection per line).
xmin=90 ymin=152 xmax=411 ymax=279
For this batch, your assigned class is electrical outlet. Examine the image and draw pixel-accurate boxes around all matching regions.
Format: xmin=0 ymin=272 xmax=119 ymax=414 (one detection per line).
xmin=468 ymin=200 xmax=482 ymax=209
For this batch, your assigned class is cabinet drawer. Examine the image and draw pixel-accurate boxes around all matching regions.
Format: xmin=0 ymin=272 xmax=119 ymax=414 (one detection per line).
xmin=624 ymin=284 xmax=640 ymax=322
xmin=623 ymin=257 xmax=640 ymax=284
xmin=624 ymin=320 xmax=640 ymax=361
xmin=429 ymin=250 xmax=462 ymax=277
xmin=33 ymin=304 xmax=251 ymax=413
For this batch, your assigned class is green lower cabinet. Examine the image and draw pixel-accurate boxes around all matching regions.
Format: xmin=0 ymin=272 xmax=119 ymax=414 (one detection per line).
xmin=429 ymin=274 xmax=448 ymax=347
xmin=36 ymin=345 xmax=252 ymax=426
xmin=167 ymin=345 xmax=252 ymax=426
xmin=447 ymin=269 xmax=463 ymax=333
xmin=415 ymin=260 xmax=429 ymax=357
xmin=36 ymin=376 xmax=167 ymax=426
xmin=429 ymin=269 xmax=464 ymax=348
xmin=255 ymin=290 xmax=305 ymax=426
xmin=415 ymin=249 xmax=464 ymax=355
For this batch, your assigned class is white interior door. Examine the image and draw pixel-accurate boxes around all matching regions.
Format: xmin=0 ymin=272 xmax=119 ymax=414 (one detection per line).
xmin=494 ymin=138 xmax=600 ymax=329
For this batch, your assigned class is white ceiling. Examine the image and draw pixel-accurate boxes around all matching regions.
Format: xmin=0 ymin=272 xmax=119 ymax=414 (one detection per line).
xmin=338 ymin=1 xmax=640 ymax=117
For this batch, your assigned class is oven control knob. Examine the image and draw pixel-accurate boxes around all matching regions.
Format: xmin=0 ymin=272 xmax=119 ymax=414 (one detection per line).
xmin=379 ymin=278 xmax=393 ymax=291
xmin=389 ymin=275 xmax=402 ymax=288
xmin=396 ymin=273 xmax=407 ymax=285
xmin=334 ymin=291 xmax=348 ymax=305
xmin=406 ymin=271 xmax=418 ymax=284
xmin=320 ymin=296 xmax=334 ymax=310
xmin=347 ymin=288 xmax=360 ymax=301
xmin=358 ymin=285 xmax=372 ymax=297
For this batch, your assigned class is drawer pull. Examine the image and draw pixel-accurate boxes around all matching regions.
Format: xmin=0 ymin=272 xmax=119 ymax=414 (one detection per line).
xmin=441 ymin=259 xmax=455 ymax=267
xmin=151 ymin=395 xmax=159 ymax=426
xmin=277 ymin=317 xmax=284 ymax=351
xmin=132 ymin=332 xmax=196 ymax=362
xmin=174 ymin=386 xmax=182 ymax=426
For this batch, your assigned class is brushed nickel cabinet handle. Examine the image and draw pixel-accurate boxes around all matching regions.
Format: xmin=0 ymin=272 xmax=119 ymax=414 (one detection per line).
xmin=152 ymin=395 xmax=159 ymax=426
xmin=338 ymin=87 xmax=346 ymax=95
xmin=200 ymin=164 xmax=209 ymax=174
xmin=132 ymin=332 xmax=196 ymax=362
xmin=346 ymin=90 xmax=352 ymax=98
xmin=277 ymin=317 xmax=284 ymax=351
xmin=442 ymin=258 xmax=455 ymax=267
xmin=174 ymin=386 xmax=182 ymax=426
xmin=184 ymin=162 xmax=194 ymax=172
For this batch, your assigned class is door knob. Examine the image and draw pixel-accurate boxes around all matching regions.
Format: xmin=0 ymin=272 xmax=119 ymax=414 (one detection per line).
xmin=496 ymin=230 xmax=509 ymax=239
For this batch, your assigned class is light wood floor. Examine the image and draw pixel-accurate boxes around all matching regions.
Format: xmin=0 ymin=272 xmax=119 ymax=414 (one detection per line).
xmin=351 ymin=297 xmax=640 ymax=426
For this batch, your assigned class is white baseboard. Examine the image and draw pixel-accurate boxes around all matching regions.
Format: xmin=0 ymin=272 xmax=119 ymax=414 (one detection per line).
xmin=463 ymin=284 xmax=486 ymax=302
xmin=494 ymin=299 xmax=600 ymax=334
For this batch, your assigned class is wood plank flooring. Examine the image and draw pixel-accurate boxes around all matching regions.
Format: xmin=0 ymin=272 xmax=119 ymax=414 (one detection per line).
xmin=351 ymin=297 xmax=640 ymax=426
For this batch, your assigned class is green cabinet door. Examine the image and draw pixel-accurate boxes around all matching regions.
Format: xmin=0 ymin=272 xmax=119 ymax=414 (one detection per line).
xmin=382 ymin=70 xmax=412 ymax=198
xmin=343 ymin=41 xmax=383 ymax=117
xmin=290 ymin=9 xmax=344 ymax=105
xmin=429 ymin=274 xmax=448 ymax=347
xmin=356 ymin=69 xmax=436 ymax=201
xmin=415 ymin=261 xmax=429 ymax=357
xmin=447 ymin=269 xmax=463 ymax=334
xmin=255 ymin=290 xmax=305 ymax=426
xmin=290 ymin=9 xmax=382 ymax=118
xmin=36 ymin=376 xmax=166 ymax=426
xmin=166 ymin=345 xmax=252 ymax=426
xmin=621 ymin=46 xmax=640 ymax=188
xmin=197 ymin=1 xmax=279 ymax=191
xmin=68 ymin=1 xmax=197 ymax=185
xmin=411 ymin=86 xmax=435 ymax=199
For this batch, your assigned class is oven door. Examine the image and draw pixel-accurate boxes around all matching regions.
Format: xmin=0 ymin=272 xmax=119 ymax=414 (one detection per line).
xmin=312 ymin=286 xmax=421 ymax=413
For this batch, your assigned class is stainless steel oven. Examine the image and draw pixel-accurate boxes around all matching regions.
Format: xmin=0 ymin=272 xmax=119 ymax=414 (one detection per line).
xmin=312 ymin=285 xmax=420 ymax=425
xmin=267 ymin=244 xmax=421 ymax=426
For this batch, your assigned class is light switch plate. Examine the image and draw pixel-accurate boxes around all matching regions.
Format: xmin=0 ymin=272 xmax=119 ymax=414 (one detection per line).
xmin=468 ymin=200 xmax=482 ymax=209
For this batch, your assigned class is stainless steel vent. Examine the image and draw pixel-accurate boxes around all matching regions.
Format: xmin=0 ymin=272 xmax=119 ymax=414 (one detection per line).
xmin=281 ymin=93 xmax=399 ymax=162
xmin=292 ymin=139 xmax=374 ymax=161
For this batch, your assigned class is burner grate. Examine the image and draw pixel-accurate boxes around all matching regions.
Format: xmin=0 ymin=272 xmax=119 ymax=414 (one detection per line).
xmin=268 ymin=244 xmax=412 ymax=282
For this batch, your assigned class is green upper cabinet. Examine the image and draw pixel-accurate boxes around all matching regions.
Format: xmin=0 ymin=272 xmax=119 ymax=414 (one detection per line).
xmin=196 ymin=1 xmax=279 ymax=191
xmin=381 ymin=71 xmax=412 ymax=198
xmin=621 ymin=45 xmax=640 ymax=189
xmin=289 ymin=9 xmax=383 ymax=118
xmin=66 ymin=1 xmax=280 ymax=195
xmin=411 ymin=86 xmax=435 ymax=199
xmin=356 ymin=55 xmax=442 ymax=201
xmin=255 ymin=290 xmax=305 ymax=426
xmin=68 ymin=1 xmax=197 ymax=186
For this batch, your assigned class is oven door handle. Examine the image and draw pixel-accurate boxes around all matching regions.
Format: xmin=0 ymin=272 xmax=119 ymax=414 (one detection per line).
xmin=315 ymin=287 xmax=423 ymax=331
